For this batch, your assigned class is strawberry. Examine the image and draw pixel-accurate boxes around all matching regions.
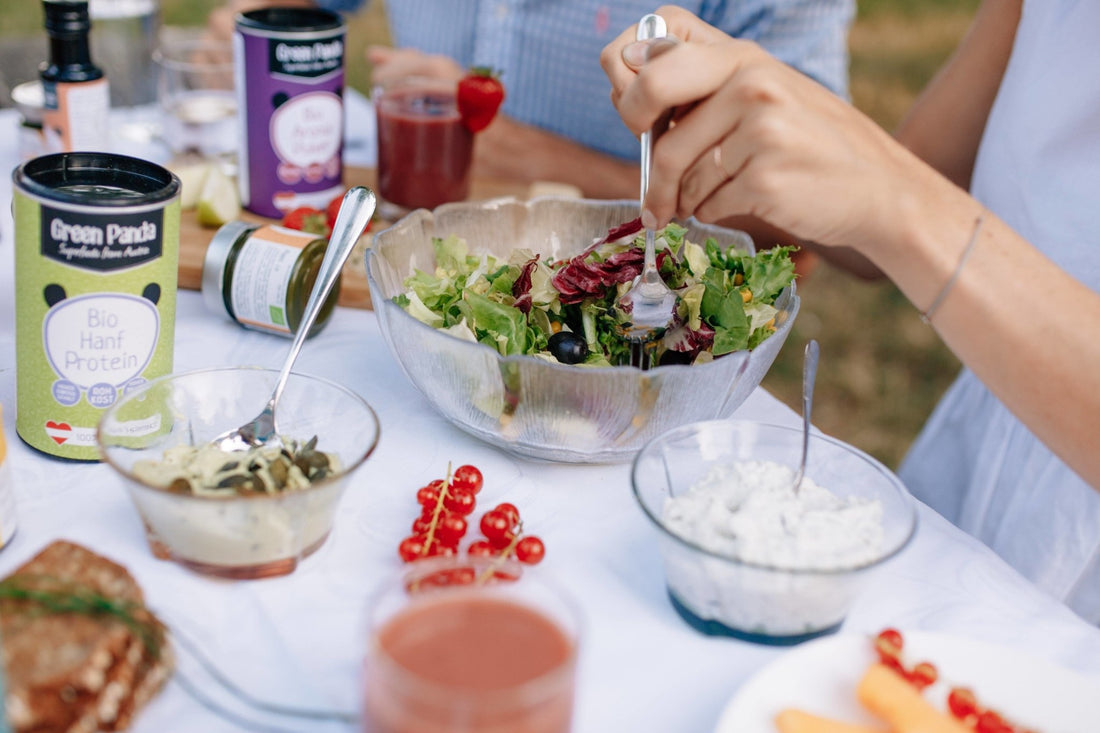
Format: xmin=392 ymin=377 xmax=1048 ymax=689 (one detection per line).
xmin=325 ymin=195 xmax=342 ymax=231
xmin=281 ymin=206 xmax=327 ymax=235
xmin=325 ymin=193 xmax=372 ymax=237
xmin=457 ymin=67 xmax=505 ymax=133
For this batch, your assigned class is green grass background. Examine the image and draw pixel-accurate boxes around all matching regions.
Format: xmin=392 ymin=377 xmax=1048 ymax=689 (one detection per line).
xmin=1 ymin=0 xmax=981 ymax=468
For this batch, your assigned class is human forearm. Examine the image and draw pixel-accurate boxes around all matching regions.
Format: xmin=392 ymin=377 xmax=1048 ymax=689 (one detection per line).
xmin=474 ymin=116 xmax=639 ymax=200
xmin=869 ymin=170 xmax=1100 ymax=490
xmin=894 ymin=0 xmax=1020 ymax=189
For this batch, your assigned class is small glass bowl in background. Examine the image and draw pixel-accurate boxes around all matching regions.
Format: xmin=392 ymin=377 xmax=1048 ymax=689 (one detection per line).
xmin=632 ymin=419 xmax=918 ymax=645
xmin=97 ymin=367 xmax=380 ymax=579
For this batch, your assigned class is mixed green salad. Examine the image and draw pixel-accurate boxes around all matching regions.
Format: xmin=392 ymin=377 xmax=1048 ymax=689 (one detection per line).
xmin=394 ymin=219 xmax=796 ymax=367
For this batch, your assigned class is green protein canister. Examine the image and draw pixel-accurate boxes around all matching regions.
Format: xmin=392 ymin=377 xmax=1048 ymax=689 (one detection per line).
xmin=13 ymin=153 xmax=180 ymax=460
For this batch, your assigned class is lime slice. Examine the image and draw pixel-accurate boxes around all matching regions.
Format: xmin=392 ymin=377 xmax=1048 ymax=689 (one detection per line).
xmin=195 ymin=165 xmax=241 ymax=227
xmin=170 ymin=161 xmax=212 ymax=210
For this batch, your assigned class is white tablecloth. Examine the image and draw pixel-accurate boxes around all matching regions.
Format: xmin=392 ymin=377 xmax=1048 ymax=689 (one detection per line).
xmin=1 ymin=102 xmax=1099 ymax=733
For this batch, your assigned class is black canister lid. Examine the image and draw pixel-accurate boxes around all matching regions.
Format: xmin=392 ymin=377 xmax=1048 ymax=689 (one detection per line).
xmin=14 ymin=152 xmax=180 ymax=207
xmin=237 ymin=7 xmax=343 ymax=33
xmin=42 ymin=0 xmax=91 ymax=37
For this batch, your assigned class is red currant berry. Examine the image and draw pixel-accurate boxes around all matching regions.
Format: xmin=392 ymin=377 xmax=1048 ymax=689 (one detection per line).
xmin=874 ymin=628 xmax=904 ymax=662
xmin=443 ymin=488 xmax=477 ymax=516
xmin=947 ymin=687 xmax=979 ymax=720
xmin=426 ymin=542 xmax=456 ymax=557
xmin=467 ymin=540 xmax=497 ymax=558
xmin=416 ymin=484 xmax=440 ymax=507
xmin=515 ymin=535 xmax=545 ymax=565
xmin=880 ymin=654 xmax=907 ymax=678
xmin=976 ymin=711 xmax=1013 ymax=733
xmin=452 ymin=464 xmax=484 ymax=494
xmin=398 ymin=535 xmax=426 ymax=562
xmin=494 ymin=502 xmax=520 ymax=527
xmin=436 ymin=514 xmax=468 ymax=545
xmin=412 ymin=516 xmax=432 ymax=535
xmin=480 ymin=509 xmax=512 ymax=543
xmin=909 ymin=661 xmax=938 ymax=690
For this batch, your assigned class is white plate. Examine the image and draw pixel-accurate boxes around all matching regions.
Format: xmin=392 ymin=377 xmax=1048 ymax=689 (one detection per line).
xmin=714 ymin=630 xmax=1100 ymax=733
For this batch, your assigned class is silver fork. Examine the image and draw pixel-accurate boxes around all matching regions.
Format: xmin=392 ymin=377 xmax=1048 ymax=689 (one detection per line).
xmin=617 ymin=14 xmax=677 ymax=370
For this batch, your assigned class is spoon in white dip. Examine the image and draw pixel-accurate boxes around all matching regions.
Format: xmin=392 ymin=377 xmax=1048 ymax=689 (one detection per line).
xmin=792 ymin=339 xmax=820 ymax=493
xmin=211 ymin=186 xmax=377 ymax=452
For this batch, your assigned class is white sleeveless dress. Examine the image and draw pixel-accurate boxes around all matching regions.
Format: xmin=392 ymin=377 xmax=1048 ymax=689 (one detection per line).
xmin=899 ymin=0 xmax=1100 ymax=623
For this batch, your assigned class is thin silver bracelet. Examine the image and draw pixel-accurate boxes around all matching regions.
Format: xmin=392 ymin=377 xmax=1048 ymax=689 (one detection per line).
xmin=920 ymin=212 xmax=985 ymax=325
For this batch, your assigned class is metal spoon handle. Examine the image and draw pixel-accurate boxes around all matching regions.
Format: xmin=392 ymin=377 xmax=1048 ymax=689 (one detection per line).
xmin=794 ymin=339 xmax=820 ymax=491
xmin=268 ymin=186 xmax=376 ymax=409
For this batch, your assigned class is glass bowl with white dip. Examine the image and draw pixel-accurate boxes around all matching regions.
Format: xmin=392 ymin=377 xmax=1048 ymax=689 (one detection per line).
xmin=97 ymin=366 xmax=380 ymax=579
xmin=631 ymin=419 xmax=917 ymax=645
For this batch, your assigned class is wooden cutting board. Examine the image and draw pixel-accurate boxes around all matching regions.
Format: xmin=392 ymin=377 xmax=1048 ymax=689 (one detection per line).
xmin=177 ymin=166 xmax=530 ymax=310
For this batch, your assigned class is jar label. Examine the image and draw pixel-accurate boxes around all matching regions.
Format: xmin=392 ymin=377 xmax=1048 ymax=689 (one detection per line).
xmin=41 ymin=78 xmax=110 ymax=153
xmin=230 ymin=224 xmax=317 ymax=334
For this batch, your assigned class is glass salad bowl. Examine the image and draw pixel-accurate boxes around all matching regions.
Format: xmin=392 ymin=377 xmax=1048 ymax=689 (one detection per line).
xmin=366 ymin=197 xmax=799 ymax=464
xmin=97 ymin=367 xmax=380 ymax=579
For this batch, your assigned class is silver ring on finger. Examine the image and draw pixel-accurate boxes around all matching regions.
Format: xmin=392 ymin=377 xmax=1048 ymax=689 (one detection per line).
xmin=712 ymin=144 xmax=733 ymax=181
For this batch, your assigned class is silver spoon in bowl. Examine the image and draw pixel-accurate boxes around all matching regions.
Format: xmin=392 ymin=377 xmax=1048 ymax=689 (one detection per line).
xmin=210 ymin=186 xmax=377 ymax=452
xmin=792 ymin=339 xmax=820 ymax=493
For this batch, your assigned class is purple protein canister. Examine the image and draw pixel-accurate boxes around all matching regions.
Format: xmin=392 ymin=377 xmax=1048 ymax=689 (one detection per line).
xmin=234 ymin=8 xmax=345 ymax=218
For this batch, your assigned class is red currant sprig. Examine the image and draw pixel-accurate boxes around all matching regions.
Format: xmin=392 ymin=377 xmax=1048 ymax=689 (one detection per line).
xmin=397 ymin=464 xmax=483 ymax=563
xmin=947 ymin=686 xmax=1034 ymax=733
xmin=873 ymin=628 xmax=938 ymax=690
xmin=872 ymin=629 xmax=1035 ymax=733
xmin=470 ymin=503 xmax=545 ymax=566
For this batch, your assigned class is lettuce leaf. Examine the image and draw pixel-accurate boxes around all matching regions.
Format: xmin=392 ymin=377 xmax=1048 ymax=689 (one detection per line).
xmin=700 ymin=268 xmax=749 ymax=355
xmin=458 ymin=290 xmax=532 ymax=356
xmin=741 ymin=246 xmax=797 ymax=302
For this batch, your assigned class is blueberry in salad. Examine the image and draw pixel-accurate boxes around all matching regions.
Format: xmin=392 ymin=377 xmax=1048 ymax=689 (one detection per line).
xmin=394 ymin=218 xmax=796 ymax=367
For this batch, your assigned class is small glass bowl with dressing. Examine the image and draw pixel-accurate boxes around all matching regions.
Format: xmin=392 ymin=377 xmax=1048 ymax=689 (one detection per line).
xmin=97 ymin=366 xmax=380 ymax=579
xmin=631 ymin=419 xmax=918 ymax=645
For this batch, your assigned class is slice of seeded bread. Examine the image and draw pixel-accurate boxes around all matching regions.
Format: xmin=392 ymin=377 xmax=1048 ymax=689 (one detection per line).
xmin=0 ymin=541 xmax=172 ymax=733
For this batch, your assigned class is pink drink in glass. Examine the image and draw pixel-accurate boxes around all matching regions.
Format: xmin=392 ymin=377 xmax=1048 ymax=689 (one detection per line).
xmin=363 ymin=558 xmax=579 ymax=733
xmin=375 ymin=78 xmax=474 ymax=218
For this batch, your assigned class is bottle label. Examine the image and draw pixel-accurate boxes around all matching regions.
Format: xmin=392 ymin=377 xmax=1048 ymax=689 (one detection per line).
xmin=41 ymin=78 xmax=110 ymax=153
xmin=230 ymin=225 xmax=317 ymax=334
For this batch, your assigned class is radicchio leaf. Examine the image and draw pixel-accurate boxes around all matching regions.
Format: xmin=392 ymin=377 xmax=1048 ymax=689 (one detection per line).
xmin=575 ymin=216 xmax=644 ymax=259
xmin=511 ymin=254 xmax=540 ymax=315
xmin=663 ymin=317 xmax=715 ymax=355
xmin=553 ymin=248 xmax=645 ymax=305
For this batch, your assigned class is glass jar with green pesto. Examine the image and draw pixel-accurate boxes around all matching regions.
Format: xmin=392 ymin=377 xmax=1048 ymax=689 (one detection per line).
xmin=202 ymin=220 xmax=340 ymax=337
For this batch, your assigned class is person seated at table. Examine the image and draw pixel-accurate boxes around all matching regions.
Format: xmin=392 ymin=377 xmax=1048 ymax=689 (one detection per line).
xmin=206 ymin=0 xmax=854 ymax=201
xmin=601 ymin=3 xmax=1100 ymax=623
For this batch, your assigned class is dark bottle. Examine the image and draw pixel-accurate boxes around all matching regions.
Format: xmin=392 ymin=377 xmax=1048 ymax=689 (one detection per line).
xmin=40 ymin=0 xmax=110 ymax=152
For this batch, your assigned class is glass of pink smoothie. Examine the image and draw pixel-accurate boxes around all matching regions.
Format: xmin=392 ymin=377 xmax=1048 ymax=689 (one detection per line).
xmin=363 ymin=556 xmax=581 ymax=733
xmin=374 ymin=77 xmax=475 ymax=220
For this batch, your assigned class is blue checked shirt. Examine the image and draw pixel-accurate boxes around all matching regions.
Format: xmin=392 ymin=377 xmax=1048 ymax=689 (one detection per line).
xmin=320 ymin=0 xmax=854 ymax=162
